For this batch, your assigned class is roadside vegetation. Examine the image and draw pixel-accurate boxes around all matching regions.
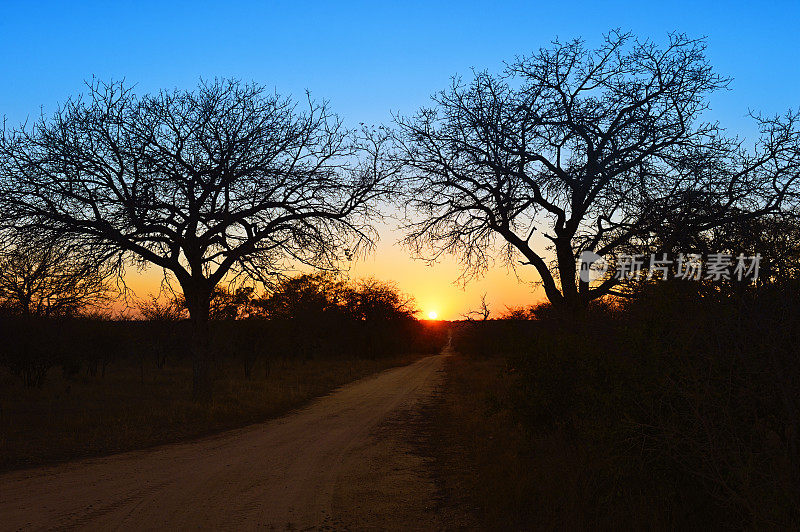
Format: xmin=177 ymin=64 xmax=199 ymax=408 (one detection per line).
xmin=1 ymin=28 xmax=799 ymax=528
xmin=0 ymin=275 xmax=447 ymax=472
xmin=436 ymin=280 xmax=800 ymax=529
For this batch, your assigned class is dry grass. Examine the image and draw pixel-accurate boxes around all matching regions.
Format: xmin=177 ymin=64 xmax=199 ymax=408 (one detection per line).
xmin=436 ymin=289 xmax=800 ymax=529
xmin=432 ymin=354 xmax=548 ymax=528
xmin=0 ymin=353 xmax=421 ymax=472
xmin=433 ymin=353 xmax=658 ymax=529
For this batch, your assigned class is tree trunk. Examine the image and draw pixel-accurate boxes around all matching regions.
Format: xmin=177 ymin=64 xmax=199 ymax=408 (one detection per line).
xmin=184 ymin=286 xmax=213 ymax=402
xmin=541 ymin=239 xmax=595 ymax=324
xmin=555 ymin=239 xmax=580 ymax=310
xmin=191 ymin=316 xmax=212 ymax=402
xmin=578 ymin=278 xmax=591 ymax=306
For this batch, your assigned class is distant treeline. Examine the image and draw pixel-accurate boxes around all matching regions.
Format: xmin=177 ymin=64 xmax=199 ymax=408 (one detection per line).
xmin=0 ymin=274 xmax=448 ymax=388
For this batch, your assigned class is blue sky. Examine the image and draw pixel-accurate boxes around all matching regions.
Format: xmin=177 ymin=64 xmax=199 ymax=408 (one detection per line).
xmin=2 ymin=1 xmax=798 ymax=134
xmin=1 ymin=1 xmax=798 ymax=317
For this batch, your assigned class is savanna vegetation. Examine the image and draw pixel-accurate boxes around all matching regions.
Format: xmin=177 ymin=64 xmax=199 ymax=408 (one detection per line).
xmin=401 ymin=32 xmax=800 ymax=529
xmin=434 ymin=278 xmax=800 ymax=529
xmin=0 ymin=28 xmax=798 ymax=529
xmin=0 ymin=274 xmax=447 ymax=472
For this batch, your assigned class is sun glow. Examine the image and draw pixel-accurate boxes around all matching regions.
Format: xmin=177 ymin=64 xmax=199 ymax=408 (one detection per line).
xmin=427 ymin=310 xmax=438 ymax=320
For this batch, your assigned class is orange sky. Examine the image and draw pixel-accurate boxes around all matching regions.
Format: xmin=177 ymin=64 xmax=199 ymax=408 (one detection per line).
xmin=122 ymin=223 xmax=548 ymax=321
xmin=348 ymin=227 xmax=547 ymax=320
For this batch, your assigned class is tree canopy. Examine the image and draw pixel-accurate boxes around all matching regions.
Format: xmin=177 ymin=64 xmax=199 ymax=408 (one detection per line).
xmin=394 ymin=31 xmax=800 ymax=308
xmin=0 ymin=78 xmax=392 ymax=399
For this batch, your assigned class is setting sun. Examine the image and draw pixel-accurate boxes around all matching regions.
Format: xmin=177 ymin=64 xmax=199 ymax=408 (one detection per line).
xmin=427 ymin=311 xmax=438 ymax=320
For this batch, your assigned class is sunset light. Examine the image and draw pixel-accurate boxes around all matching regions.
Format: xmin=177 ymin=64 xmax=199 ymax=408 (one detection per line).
xmin=1 ymin=2 xmax=797 ymax=528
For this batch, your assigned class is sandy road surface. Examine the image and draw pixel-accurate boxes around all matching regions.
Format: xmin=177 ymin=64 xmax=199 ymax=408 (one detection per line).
xmin=0 ymin=354 xmax=450 ymax=530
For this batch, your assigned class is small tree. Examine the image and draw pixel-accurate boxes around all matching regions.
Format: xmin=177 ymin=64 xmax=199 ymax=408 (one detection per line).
xmin=0 ymin=79 xmax=391 ymax=400
xmin=0 ymin=232 xmax=110 ymax=317
xmin=136 ymin=295 xmax=187 ymax=322
xmin=463 ymin=293 xmax=491 ymax=322
xmin=256 ymin=273 xmax=347 ymax=321
xmin=208 ymin=286 xmax=257 ymax=320
xmin=395 ymin=31 xmax=800 ymax=311
xmin=344 ymin=277 xmax=417 ymax=322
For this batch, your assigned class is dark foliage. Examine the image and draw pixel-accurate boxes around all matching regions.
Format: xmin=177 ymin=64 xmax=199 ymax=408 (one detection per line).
xmin=0 ymin=274 xmax=446 ymax=389
xmin=452 ymin=283 xmax=800 ymax=528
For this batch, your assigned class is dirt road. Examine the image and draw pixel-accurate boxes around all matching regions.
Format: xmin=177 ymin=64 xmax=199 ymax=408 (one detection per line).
xmin=0 ymin=354 xmax=452 ymax=530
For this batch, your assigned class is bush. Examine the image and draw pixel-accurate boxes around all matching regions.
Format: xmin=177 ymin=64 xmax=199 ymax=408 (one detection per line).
xmin=450 ymin=283 xmax=800 ymax=528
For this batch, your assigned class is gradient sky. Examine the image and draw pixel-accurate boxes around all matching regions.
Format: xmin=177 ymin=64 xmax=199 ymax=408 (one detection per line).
xmin=2 ymin=1 xmax=798 ymax=319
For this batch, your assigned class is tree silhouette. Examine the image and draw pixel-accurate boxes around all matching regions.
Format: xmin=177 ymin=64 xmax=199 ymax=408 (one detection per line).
xmin=343 ymin=278 xmax=417 ymax=322
xmin=256 ymin=273 xmax=347 ymax=321
xmin=0 ymin=232 xmax=111 ymax=317
xmin=463 ymin=293 xmax=491 ymax=321
xmin=0 ymin=79 xmax=390 ymax=400
xmin=136 ymin=294 xmax=187 ymax=322
xmin=394 ymin=31 xmax=800 ymax=310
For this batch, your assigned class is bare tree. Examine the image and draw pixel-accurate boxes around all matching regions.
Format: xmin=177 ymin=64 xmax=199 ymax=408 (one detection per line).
xmin=0 ymin=79 xmax=391 ymax=400
xmin=136 ymin=294 xmax=187 ymax=322
xmin=0 ymin=232 xmax=110 ymax=317
xmin=709 ymin=211 xmax=800 ymax=287
xmin=394 ymin=31 xmax=800 ymax=310
xmin=463 ymin=293 xmax=491 ymax=321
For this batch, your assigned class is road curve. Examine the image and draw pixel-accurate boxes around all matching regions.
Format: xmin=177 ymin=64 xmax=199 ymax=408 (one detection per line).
xmin=0 ymin=354 xmax=448 ymax=530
